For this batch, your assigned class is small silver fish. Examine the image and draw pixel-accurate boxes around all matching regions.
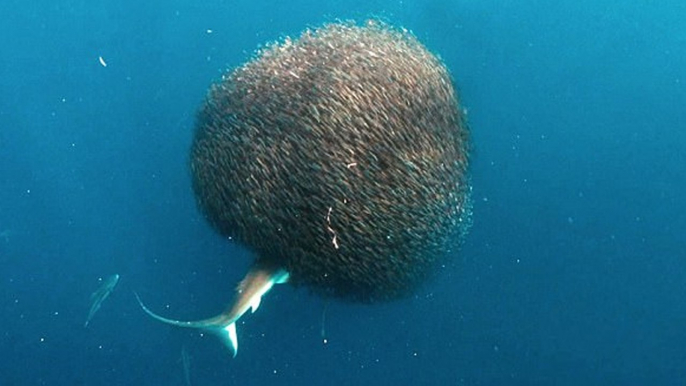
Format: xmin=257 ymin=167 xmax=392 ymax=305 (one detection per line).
xmin=85 ymin=274 xmax=120 ymax=327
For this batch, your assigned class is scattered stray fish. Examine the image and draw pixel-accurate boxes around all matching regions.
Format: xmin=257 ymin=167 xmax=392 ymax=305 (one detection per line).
xmin=85 ymin=274 xmax=120 ymax=327
xmin=98 ymin=56 xmax=107 ymax=67
xmin=181 ymin=346 xmax=192 ymax=386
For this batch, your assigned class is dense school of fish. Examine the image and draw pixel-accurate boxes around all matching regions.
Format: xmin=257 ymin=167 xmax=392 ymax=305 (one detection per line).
xmin=191 ymin=21 xmax=472 ymax=302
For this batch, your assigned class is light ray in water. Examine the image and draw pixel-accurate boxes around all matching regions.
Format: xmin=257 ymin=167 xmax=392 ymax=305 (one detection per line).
xmin=321 ymin=301 xmax=329 ymax=344
xmin=181 ymin=346 xmax=192 ymax=386
xmin=85 ymin=274 xmax=120 ymax=327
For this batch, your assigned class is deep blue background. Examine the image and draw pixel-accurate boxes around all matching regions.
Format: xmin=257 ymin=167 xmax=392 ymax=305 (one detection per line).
xmin=1 ymin=0 xmax=685 ymax=384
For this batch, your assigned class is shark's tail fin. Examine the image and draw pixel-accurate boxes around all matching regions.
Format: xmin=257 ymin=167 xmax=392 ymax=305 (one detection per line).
xmin=134 ymin=292 xmax=240 ymax=356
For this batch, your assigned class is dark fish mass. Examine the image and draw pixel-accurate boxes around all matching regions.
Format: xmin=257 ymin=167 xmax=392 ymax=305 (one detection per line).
xmin=191 ymin=20 xmax=472 ymax=302
xmin=139 ymin=20 xmax=472 ymax=355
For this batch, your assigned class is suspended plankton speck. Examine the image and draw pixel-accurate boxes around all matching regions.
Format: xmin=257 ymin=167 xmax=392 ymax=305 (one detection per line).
xmin=98 ymin=56 xmax=107 ymax=67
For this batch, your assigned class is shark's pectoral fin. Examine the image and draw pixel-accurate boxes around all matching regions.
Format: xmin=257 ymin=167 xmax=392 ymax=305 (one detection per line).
xmin=250 ymin=297 xmax=261 ymax=313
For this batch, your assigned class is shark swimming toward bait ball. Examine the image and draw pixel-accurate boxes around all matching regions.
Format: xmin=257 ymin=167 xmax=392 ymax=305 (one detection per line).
xmin=136 ymin=265 xmax=288 ymax=356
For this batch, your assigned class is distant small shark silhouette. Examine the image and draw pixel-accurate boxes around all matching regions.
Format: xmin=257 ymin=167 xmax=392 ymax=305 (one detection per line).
xmin=85 ymin=274 xmax=120 ymax=327
xmin=136 ymin=263 xmax=288 ymax=357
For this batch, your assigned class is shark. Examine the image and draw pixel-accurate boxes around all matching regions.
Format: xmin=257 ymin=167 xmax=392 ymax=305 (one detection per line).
xmin=85 ymin=274 xmax=120 ymax=327
xmin=135 ymin=263 xmax=289 ymax=357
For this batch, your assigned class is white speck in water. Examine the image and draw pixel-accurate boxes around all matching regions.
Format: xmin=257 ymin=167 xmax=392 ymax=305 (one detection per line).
xmin=98 ymin=56 xmax=107 ymax=67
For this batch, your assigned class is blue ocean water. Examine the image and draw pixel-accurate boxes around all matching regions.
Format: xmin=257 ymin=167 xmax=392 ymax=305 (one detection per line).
xmin=1 ymin=0 xmax=685 ymax=384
